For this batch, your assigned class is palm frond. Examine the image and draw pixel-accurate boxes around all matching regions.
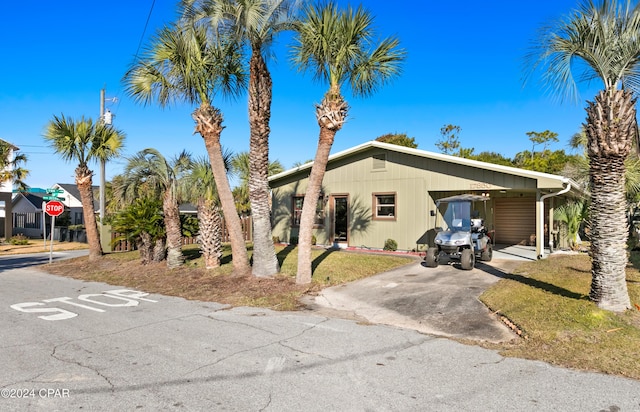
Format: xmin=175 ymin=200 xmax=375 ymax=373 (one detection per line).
xmin=526 ymin=0 xmax=640 ymax=101
xmin=291 ymin=1 xmax=405 ymax=98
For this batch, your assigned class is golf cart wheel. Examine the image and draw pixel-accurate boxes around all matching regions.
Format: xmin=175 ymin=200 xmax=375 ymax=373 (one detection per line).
xmin=460 ymin=249 xmax=475 ymax=270
xmin=425 ymin=247 xmax=439 ymax=267
xmin=480 ymin=244 xmax=493 ymax=262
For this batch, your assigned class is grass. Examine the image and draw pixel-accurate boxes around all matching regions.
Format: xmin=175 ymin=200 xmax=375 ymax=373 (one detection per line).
xmin=480 ymin=252 xmax=640 ymax=380
xmin=0 ymin=239 xmax=90 ymax=255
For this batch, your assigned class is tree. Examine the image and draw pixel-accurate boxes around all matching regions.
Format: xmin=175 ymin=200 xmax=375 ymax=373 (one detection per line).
xmin=111 ymin=197 xmax=165 ymax=264
xmin=568 ymin=126 xmax=640 ymax=201
xmin=527 ymin=0 xmax=640 ymax=311
xmin=375 ymin=133 xmax=418 ymax=148
xmin=43 ymin=115 xmax=124 ymax=261
xmin=120 ymin=148 xmax=192 ymax=269
xmin=469 ymin=151 xmax=514 ymax=167
xmin=123 ymin=22 xmax=252 ymax=276
xmin=435 ymin=124 xmax=461 ymax=155
xmin=291 ymin=1 xmax=405 ymax=284
xmin=0 ymin=140 xmax=29 ymax=191
xmin=185 ymin=155 xmax=230 ymax=269
xmin=554 ymin=199 xmax=589 ymax=250
xmin=230 ymin=151 xmax=284 ymax=214
xmin=526 ymin=130 xmax=559 ymax=159
xmin=183 ymin=0 xmax=299 ymax=278
xmin=513 ymin=148 xmax=578 ymax=174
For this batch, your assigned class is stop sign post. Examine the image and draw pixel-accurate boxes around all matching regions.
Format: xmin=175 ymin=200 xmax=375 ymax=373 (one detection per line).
xmin=45 ymin=200 xmax=64 ymax=217
xmin=45 ymin=200 xmax=65 ymax=263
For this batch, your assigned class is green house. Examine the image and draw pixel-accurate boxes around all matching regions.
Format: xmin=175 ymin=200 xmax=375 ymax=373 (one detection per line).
xmin=269 ymin=140 xmax=583 ymax=257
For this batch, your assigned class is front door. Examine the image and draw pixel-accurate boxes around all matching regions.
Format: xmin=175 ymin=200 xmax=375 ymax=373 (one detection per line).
xmin=333 ymin=196 xmax=348 ymax=244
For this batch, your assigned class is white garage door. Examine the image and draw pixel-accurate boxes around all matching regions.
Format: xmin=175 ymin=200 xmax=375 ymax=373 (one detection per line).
xmin=494 ymin=197 xmax=536 ymax=245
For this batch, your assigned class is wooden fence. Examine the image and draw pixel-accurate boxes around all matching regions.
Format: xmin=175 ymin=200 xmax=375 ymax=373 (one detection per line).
xmin=110 ymin=215 xmax=253 ymax=253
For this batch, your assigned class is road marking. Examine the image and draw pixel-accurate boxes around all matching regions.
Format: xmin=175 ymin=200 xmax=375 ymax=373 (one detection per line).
xmin=10 ymin=289 xmax=158 ymax=321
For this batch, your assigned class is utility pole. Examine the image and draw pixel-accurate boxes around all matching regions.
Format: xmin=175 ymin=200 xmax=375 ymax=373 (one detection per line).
xmin=99 ymin=88 xmax=106 ymax=228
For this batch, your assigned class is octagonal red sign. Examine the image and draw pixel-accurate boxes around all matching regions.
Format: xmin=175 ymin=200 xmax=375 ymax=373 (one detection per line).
xmin=45 ymin=201 xmax=64 ymax=217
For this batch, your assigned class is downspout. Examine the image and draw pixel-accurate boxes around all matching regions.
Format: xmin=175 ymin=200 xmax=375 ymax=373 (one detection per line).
xmin=536 ymin=179 xmax=571 ymax=259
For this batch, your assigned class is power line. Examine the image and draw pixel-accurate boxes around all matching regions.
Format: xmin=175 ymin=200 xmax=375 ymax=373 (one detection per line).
xmin=112 ymin=0 xmax=157 ymax=117
xmin=135 ymin=0 xmax=157 ymax=62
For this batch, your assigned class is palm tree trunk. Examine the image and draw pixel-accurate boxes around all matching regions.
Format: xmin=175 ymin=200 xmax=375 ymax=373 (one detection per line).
xmin=138 ymin=232 xmax=152 ymax=265
xmin=296 ymin=128 xmax=336 ymax=284
xmin=152 ymin=237 xmax=167 ymax=262
xmin=198 ymin=197 xmax=222 ymax=269
xmin=248 ymin=50 xmax=279 ymax=277
xmin=75 ymin=166 xmax=102 ymax=261
xmin=296 ymin=91 xmax=348 ymax=284
xmin=586 ymin=89 xmax=634 ymax=312
xmin=193 ymin=102 xmax=251 ymax=276
xmin=163 ymin=191 xmax=184 ymax=268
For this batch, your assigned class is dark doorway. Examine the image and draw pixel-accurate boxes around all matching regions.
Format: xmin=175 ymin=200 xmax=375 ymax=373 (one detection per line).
xmin=333 ymin=196 xmax=348 ymax=243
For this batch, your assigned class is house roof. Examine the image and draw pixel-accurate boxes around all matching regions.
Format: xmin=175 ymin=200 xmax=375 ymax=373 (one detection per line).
xmin=269 ymin=140 xmax=583 ymax=193
xmin=54 ymin=183 xmax=100 ymax=210
xmin=0 ymin=138 xmax=19 ymax=151
xmin=12 ymin=192 xmax=45 ymax=209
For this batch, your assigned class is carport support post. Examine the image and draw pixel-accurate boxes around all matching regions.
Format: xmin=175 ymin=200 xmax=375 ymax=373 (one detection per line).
xmin=536 ymin=191 xmax=544 ymax=259
xmin=537 ymin=181 xmax=572 ymax=259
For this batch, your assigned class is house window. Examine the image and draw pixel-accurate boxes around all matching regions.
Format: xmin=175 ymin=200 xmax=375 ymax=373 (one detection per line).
xmin=13 ymin=213 xmax=40 ymax=229
xmin=74 ymin=212 xmax=83 ymax=225
xmin=292 ymin=195 xmax=325 ymax=227
xmin=373 ymin=192 xmax=396 ymax=220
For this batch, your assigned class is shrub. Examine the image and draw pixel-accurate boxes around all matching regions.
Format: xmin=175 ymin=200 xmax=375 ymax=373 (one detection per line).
xmin=311 ymin=235 xmax=317 ymax=245
xmin=10 ymin=234 xmax=29 ymax=245
xmin=383 ymin=238 xmax=398 ymax=251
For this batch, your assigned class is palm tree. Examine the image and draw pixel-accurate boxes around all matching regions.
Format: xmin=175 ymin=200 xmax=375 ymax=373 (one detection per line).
xmin=0 ymin=140 xmax=29 ymax=191
xmin=182 ymin=0 xmax=299 ymax=278
xmin=568 ymin=127 xmax=640 ymax=201
xmin=120 ymin=148 xmax=192 ymax=269
xmin=123 ymin=22 xmax=252 ymax=276
xmin=185 ymin=155 xmax=230 ymax=269
xmin=111 ymin=197 xmax=165 ymax=265
xmin=44 ymin=115 xmax=125 ymax=261
xmin=291 ymin=2 xmax=405 ymax=284
xmin=230 ymin=151 xmax=284 ymax=214
xmin=554 ymin=200 xmax=589 ymax=250
xmin=528 ymin=0 xmax=640 ymax=311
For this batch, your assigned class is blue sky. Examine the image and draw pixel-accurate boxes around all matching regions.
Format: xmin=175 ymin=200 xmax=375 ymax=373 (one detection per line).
xmin=1 ymin=0 xmax=600 ymax=189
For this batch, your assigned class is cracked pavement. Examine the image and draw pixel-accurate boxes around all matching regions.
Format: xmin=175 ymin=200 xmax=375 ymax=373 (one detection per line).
xmin=1 ymin=259 xmax=640 ymax=411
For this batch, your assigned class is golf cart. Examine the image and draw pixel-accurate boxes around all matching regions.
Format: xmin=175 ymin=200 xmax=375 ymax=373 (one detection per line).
xmin=424 ymin=194 xmax=493 ymax=270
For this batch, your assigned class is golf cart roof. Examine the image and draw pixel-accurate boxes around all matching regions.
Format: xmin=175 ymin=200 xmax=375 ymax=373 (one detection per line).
xmin=436 ymin=194 xmax=490 ymax=205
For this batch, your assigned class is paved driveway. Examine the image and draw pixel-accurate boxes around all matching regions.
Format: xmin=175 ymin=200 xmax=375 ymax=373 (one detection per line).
xmin=308 ymin=256 xmax=524 ymax=343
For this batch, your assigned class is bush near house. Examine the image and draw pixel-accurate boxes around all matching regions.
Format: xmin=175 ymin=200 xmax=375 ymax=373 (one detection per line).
xmin=384 ymin=238 xmax=398 ymax=251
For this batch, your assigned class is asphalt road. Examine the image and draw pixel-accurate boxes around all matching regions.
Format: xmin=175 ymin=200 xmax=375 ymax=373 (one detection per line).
xmin=1 ymin=253 xmax=640 ymax=411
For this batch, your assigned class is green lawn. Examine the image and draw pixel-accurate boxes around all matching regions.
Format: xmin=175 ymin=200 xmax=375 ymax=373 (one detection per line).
xmin=480 ymin=252 xmax=640 ymax=379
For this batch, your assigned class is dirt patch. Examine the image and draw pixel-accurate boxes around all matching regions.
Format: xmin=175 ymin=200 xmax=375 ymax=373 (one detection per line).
xmin=42 ymin=256 xmax=319 ymax=311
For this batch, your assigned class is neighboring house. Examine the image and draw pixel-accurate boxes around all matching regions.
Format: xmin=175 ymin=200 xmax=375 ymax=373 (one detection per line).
xmin=50 ymin=183 xmax=99 ymax=225
xmin=10 ymin=183 xmax=98 ymax=240
xmin=11 ymin=192 xmax=46 ymax=238
xmin=0 ymin=139 xmax=18 ymax=239
xmin=269 ymin=140 xmax=583 ymax=257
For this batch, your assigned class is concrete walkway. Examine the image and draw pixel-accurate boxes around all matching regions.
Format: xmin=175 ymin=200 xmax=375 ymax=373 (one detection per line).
xmin=308 ymin=245 xmax=552 ymax=343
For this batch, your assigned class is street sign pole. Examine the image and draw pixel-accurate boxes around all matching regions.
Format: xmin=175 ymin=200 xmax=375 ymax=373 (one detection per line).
xmin=49 ymin=215 xmax=55 ymax=264
xmin=42 ymin=201 xmax=46 ymax=251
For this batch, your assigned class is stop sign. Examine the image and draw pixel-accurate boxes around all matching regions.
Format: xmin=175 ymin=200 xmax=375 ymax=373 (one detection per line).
xmin=45 ymin=200 xmax=65 ymax=217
